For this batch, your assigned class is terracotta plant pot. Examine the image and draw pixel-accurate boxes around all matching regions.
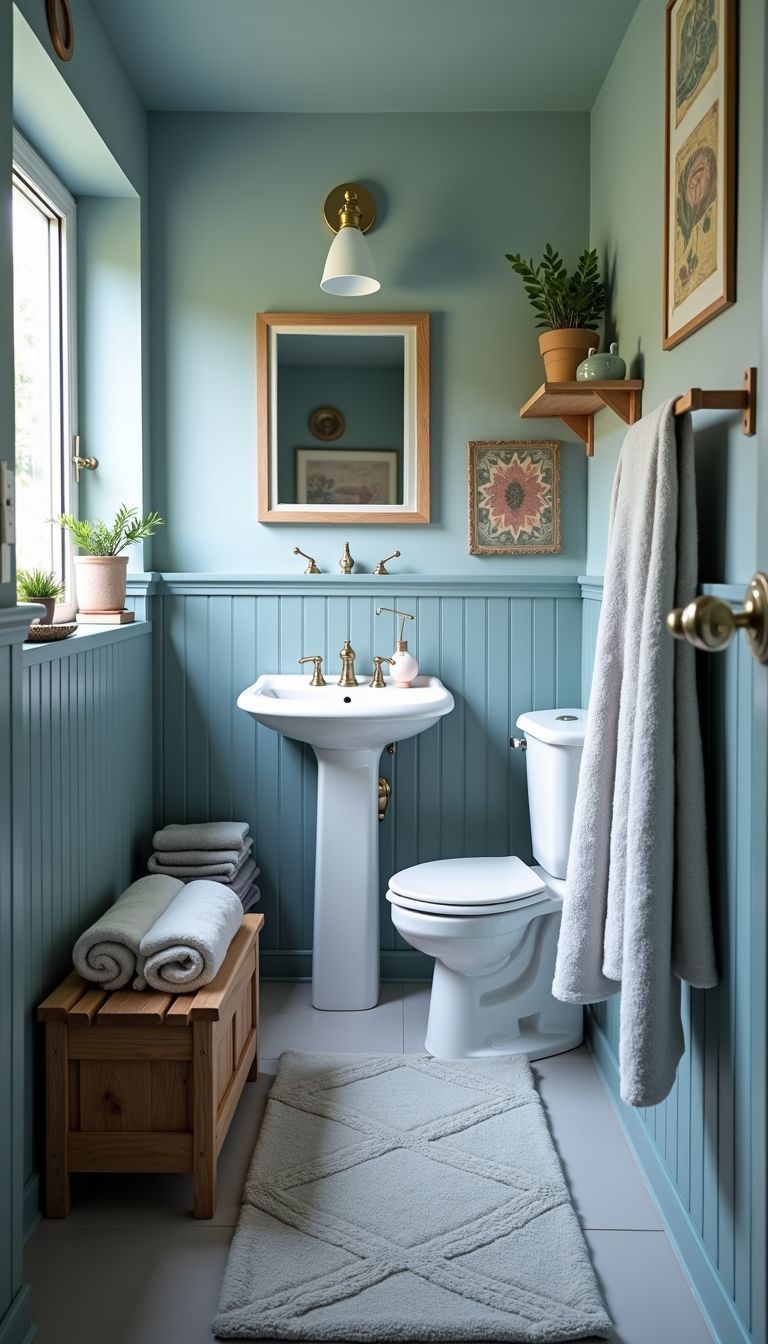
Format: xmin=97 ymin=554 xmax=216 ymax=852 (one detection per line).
xmin=539 ymin=329 xmax=600 ymax=383
xmin=26 ymin=598 xmax=56 ymax=627
xmin=74 ymin=556 xmax=128 ymax=614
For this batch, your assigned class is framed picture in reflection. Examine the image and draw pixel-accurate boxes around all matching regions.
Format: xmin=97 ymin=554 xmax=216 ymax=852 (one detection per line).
xmin=295 ymin=448 xmax=399 ymax=506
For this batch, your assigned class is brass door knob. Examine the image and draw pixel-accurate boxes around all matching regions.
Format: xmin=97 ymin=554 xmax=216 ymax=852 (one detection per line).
xmin=667 ymin=572 xmax=768 ymax=663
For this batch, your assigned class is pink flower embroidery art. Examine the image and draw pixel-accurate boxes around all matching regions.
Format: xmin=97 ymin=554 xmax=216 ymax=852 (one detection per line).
xmin=479 ymin=454 xmax=549 ymax=544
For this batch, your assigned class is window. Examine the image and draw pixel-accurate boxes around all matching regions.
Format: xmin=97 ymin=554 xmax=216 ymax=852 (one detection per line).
xmin=12 ymin=132 xmax=76 ymax=588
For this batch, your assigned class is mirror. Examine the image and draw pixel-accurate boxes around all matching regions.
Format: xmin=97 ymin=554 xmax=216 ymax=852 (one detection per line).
xmin=256 ymin=313 xmax=429 ymax=523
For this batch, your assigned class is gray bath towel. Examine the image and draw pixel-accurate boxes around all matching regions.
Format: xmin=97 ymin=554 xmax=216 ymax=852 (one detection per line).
xmin=148 ymin=837 xmax=253 ymax=879
xmin=72 ymin=875 xmax=184 ymax=990
xmin=139 ymin=880 xmax=243 ymax=993
xmin=552 ymin=401 xmax=717 ymax=1107
xmin=152 ymin=821 xmax=250 ymax=853
xmin=241 ymin=885 xmax=261 ymax=914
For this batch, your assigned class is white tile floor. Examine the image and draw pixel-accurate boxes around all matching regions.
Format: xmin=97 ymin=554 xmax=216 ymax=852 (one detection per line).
xmin=24 ymin=982 xmax=714 ymax=1344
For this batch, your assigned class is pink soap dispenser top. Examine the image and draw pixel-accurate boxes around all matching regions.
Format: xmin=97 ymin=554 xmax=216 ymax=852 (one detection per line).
xmin=376 ymin=606 xmax=418 ymax=687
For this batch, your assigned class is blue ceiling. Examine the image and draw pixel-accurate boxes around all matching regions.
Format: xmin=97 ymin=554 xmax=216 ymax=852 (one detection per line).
xmin=91 ymin=0 xmax=640 ymax=113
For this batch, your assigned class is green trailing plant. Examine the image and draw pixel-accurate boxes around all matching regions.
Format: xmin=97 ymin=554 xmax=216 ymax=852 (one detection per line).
xmin=54 ymin=504 xmax=164 ymax=556
xmin=505 ymin=244 xmax=605 ymax=331
xmin=16 ymin=567 xmax=65 ymax=602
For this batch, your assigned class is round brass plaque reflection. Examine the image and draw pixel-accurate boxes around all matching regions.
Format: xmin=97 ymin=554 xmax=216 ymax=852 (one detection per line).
xmin=309 ymin=406 xmax=346 ymax=441
xmin=47 ymin=0 xmax=74 ymax=61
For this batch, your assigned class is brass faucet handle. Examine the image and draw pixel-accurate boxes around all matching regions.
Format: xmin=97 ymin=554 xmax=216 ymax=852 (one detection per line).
xmin=373 ymin=550 xmax=401 ymax=575
xmin=369 ymin=655 xmax=396 ymax=688
xmin=339 ymin=542 xmax=354 ymax=574
xmin=293 ymin=547 xmax=320 ymax=574
xmin=298 ymin=655 xmax=326 ymax=686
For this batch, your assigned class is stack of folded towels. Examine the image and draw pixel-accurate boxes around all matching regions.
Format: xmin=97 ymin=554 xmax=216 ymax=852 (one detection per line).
xmin=148 ymin=821 xmax=260 ymax=914
xmin=72 ymin=874 xmax=243 ymax=994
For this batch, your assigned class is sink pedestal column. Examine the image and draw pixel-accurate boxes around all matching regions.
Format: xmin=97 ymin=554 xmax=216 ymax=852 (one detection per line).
xmin=312 ymin=746 xmax=381 ymax=1010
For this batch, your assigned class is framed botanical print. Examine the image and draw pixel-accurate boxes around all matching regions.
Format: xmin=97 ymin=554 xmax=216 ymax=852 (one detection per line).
xmin=468 ymin=441 xmax=560 ymax=556
xmin=295 ymin=448 xmax=399 ymax=506
xmin=663 ymin=0 xmax=735 ymax=349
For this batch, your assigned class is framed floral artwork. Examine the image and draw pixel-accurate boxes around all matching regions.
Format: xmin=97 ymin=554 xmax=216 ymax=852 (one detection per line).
xmin=663 ymin=0 xmax=735 ymax=349
xmin=468 ymin=441 xmax=560 ymax=556
xmin=295 ymin=448 xmax=399 ymax=506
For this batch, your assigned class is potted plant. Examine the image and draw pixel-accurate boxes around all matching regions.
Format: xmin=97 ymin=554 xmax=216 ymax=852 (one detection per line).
xmin=505 ymin=244 xmax=605 ymax=383
xmin=16 ymin=568 xmax=65 ymax=626
xmin=54 ymin=505 xmax=164 ymax=614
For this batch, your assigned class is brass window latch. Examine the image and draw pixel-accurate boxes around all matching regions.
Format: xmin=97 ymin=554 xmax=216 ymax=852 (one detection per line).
xmin=72 ymin=435 xmax=98 ymax=484
xmin=667 ymin=572 xmax=768 ymax=664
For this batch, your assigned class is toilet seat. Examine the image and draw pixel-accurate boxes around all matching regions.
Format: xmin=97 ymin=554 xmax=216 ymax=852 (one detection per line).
xmin=388 ymin=855 xmax=545 ymax=910
xmin=386 ymin=889 xmax=551 ymax=918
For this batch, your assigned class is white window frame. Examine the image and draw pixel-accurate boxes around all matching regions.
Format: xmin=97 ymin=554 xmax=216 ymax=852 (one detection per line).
xmin=12 ymin=129 xmax=77 ymax=598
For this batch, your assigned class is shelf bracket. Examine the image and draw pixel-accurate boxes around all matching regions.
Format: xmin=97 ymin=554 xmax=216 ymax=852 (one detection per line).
xmin=560 ymin=414 xmax=594 ymax=457
xmin=594 ymin=386 xmax=642 ymax=426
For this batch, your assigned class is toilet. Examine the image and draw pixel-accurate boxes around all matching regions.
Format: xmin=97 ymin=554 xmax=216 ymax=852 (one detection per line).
xmin=387 ymin=708 xmax=586 ymax=1059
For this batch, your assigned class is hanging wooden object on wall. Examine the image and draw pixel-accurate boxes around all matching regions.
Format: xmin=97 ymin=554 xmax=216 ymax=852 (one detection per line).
xmin=47 ymin=0 xmax=74 ymax=62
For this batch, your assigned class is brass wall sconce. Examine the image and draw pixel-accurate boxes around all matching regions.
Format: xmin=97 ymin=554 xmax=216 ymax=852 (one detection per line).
xmin=320 ymin=183 xmax=380 ymax=296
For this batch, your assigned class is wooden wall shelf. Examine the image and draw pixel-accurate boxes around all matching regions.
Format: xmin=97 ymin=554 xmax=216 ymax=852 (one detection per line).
xmin=519 ymin=381 xmax=644 ymax=457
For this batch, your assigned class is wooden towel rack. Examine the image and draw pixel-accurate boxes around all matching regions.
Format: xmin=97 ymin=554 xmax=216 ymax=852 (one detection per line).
xmin=674 ymin=367 xmax=756 ymax=436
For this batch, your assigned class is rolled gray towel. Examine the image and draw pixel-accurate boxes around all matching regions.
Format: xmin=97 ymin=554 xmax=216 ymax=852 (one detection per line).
xmin=72 ymin=876 xmax=184 ymax=990
xmin=140 ymin=881 xmax=243 ymax=993
xmin=148 ymin=838 xmax=253 ymax=879
xmin=152 ymin=821 xmax=249 ymax=853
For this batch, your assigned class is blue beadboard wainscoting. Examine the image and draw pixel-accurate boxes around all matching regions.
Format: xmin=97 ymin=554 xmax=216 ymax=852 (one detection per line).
xmin=21 ymin=623 xmax=153 ymax=1233
xmin=128 ymin=574 xmax=583 ymax=982
xmin=579 ymin=577 xmax=767 ymax=1344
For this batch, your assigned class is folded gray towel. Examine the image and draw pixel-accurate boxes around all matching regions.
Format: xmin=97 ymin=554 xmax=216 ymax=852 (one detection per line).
xmin=149 ymin=847 xmax=245 ymax=867
xmin=139 ymin=881 xmax=243 ymax=993
xmin=241 ymin=885 xmax=261 ymax=914
xmin=72 ymin=876 xmax=184 ymax=990
xmin=222 ymin=857 xmax=259 ymax=898
xmin=152 ymin=821 xmax=249 ymax=853
xmin=148 ymin=838 xmax=253 ymax=879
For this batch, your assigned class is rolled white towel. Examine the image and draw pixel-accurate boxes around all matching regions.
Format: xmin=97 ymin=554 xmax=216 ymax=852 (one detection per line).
xmin=152 ymin=821 xmax=249 ymax=853
xmin=72 ymin=876 xmax=184 ymax=990
xmin=139 ymin=881 xmax=243 ymax=993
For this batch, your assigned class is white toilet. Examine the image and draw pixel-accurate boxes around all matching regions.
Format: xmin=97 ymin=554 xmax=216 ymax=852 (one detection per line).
xmin=387 ymin=708 xmax=585 ymax=1059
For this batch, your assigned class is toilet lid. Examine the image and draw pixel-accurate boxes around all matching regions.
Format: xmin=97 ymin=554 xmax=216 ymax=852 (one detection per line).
xmin=386 ymin=889 xmax=555 ymax=918
xmin=387 ymin=856 xmax=545 ymax=906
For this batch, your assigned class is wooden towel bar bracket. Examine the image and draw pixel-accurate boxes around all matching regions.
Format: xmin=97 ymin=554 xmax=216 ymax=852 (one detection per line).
xmin=674 ymin=367 xmax=756 ymax=436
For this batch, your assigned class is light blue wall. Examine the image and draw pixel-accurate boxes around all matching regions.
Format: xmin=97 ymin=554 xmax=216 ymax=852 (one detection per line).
xmin=587 ymin=0 xmax=765 ymax=583
xmin=149 ymin=111 xmax=591 ymax=575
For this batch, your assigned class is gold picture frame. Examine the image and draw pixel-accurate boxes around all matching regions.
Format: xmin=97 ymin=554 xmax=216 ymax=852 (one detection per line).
xmin=468 ymin=441 xmax=560 ymax=556
xmin=663 ymin=0 xmax=735 ymax=349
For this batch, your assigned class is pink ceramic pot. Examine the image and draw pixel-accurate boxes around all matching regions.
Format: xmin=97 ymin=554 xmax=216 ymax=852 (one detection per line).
xmin=74 ymin=556 xmax=128 ymax=614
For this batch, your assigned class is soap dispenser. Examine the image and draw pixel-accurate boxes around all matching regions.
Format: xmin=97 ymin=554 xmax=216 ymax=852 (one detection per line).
xmin=376 ymin=606 xmax=418 ymax=687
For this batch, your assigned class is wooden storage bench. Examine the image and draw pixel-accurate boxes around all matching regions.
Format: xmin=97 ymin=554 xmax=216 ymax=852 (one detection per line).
xmin=38 ymin=912 xmax=264 ymax=1219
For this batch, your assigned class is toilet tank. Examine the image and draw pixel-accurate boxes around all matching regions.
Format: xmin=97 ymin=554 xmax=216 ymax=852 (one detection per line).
xmin=515 ymin=709 xmax=586 ymax=880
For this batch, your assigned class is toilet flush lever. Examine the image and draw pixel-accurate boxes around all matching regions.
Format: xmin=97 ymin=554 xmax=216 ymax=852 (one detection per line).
xmin=509 ymin=736 xmax=527 ymax=750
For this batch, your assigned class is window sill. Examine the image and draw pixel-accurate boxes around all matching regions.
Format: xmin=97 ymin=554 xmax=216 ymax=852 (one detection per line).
xmin=23 ymin=619 xmax=151 ymax=667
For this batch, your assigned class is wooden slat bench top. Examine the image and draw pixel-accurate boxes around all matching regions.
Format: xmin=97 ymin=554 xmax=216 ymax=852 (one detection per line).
xmin=38 ymin=913 xmax=264 ymax=1024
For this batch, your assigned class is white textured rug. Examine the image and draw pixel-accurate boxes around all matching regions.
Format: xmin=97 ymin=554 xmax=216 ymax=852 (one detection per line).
xmin=214 ymin=1052 xmax=612 ymax=1341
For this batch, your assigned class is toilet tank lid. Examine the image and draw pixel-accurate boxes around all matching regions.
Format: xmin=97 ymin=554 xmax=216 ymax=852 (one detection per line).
xmin=516 ymin=708 xmax=587 ymax=746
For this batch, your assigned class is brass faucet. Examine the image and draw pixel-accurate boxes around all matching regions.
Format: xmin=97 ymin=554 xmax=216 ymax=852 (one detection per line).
xmin=373 ymin=550 xmax=400 ymax=575
xmin=298 ymin=655 xmax=326 ymax=686
xmin=338 ymin=640 xmax=359 ymax=687
xmin=293 ymin=546 xmax=320 ymax=574
xmin=370 ymin=655 xmax=395 ymax=687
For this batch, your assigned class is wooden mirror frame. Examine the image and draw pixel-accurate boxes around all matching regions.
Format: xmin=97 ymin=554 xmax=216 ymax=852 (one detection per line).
xmin=256 ymin=312 xmax=430 ymax=524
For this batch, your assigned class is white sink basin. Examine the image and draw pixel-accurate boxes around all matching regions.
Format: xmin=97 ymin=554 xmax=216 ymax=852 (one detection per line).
xmin=237 ymin=673 xmax=454 ymax=750
xmin=237 ymin=670 xmax=454 ymax=1010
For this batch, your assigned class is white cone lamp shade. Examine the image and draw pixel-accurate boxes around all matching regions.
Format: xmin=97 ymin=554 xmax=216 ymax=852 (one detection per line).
xmin=320 ymin=185 xmax=380 ymax=296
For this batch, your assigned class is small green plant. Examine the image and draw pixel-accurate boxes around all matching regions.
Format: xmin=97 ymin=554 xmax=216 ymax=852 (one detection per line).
xmin=505 ymin=244 xmax=605 ymax=331
xmin=54 ymin=504 xmax=164 ymax=556
xmin=16 ymin=568 xmax=65 ymax=602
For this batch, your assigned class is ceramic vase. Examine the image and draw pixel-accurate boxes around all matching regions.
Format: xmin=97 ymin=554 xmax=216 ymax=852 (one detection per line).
xmin=74 ymin=556 xmax=128 ymax=614
xmin=539 ymin=329 xmax=599 ymax=383
xmin=576 ymin=342 xmax=627 ymax=382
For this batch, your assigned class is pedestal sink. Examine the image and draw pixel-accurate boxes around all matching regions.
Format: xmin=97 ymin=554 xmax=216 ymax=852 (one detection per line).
xmin=237 ymin=673 xmax=454 ymax=1009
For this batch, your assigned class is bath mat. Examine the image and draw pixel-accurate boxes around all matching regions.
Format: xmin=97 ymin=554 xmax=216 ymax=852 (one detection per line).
xmin=214 ymin=1052 xmax=611 ymax=1341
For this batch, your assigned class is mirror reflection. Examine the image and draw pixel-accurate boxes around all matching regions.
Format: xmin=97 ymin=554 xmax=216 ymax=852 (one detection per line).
xmin=276 ymin=333 xmax=405 ymax=506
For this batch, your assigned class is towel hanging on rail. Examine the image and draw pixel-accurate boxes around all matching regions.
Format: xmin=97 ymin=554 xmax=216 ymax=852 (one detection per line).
xmin=552 ymin=399 xmax=717 ymax=1108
